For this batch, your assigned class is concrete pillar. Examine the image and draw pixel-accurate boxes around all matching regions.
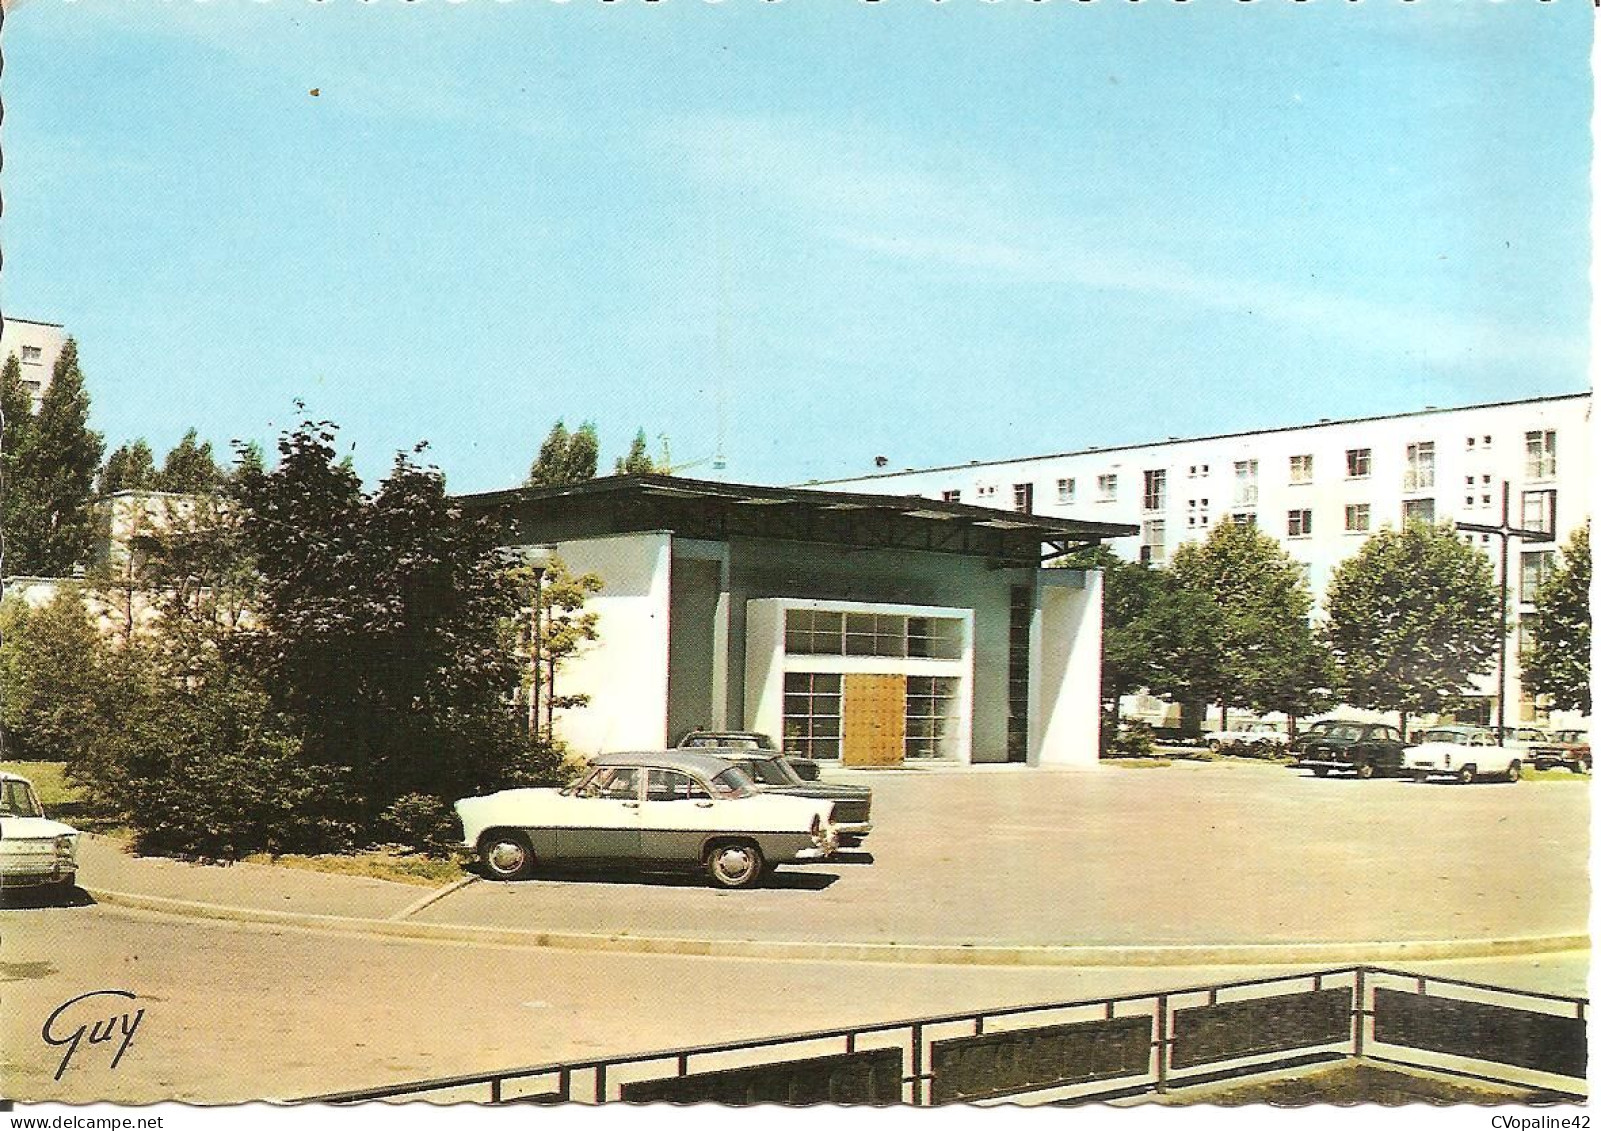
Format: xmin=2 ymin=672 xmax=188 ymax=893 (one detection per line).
xmin=1030 ymin=568 xmax=1103 ymax=768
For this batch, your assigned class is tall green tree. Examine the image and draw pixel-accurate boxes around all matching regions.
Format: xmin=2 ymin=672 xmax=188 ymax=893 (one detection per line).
xmin=1170 ymin=520 xmax=1329 ymax=721
xmin=1523 ymin=523 xmax=1591 ymax=714
xmin=1 ymin=355 xmax=38 ymax=575
xmin=1063 ymin=546 xmax=1225 ymax=734
xmin=236 ymin=423 xmax=564 ymax=817
xmin=1323 ymin=522 xmax=1500 ymax=729
xmin=158 ymin=429 xmax=224 ymax=492
xmin=99 ymin=439 xmax=160 ymax=495
xmin=0 ymin=588 xmax=107 ymax=765
xmin=526 ymin=420 xmax=600 ymax=487
xmin=7 ymin=339 xmax=105 ymax=575
xmin=614 ymin=428 xmax=658 ymax=476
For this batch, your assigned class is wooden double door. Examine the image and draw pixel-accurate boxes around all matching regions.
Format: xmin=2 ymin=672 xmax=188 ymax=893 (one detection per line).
xmin=840 ymin=673 xmax=906 ymax=768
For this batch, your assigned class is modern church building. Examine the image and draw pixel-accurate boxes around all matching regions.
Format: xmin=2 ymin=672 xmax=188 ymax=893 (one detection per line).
xmin=461 ymin=475 xmax=1134 ymax=768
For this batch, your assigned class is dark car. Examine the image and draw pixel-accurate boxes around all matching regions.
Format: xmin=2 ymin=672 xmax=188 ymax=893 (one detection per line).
xmin=701 ymin=751 xmax=873 ymax=845
xmin=1530 ymin=729 xmax=1592 ymax=774
xmin=678 ymin=729 xmax=824 ymax=780
xmin=1294 ymin=722 xmax=1408 ymax=779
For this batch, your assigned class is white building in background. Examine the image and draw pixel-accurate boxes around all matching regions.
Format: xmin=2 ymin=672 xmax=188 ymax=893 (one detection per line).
xmin=819 ymin=392 xmax=1591 ymax=729
xmin=0 ymin=318 xmax=67 ymax=410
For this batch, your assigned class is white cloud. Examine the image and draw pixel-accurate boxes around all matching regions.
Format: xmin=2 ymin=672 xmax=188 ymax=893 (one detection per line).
xmin=666 ymin=113 xmax=1586 ymax=374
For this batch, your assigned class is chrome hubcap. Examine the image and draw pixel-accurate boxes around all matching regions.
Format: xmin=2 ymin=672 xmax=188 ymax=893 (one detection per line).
xmin=487 ymin=841 xmax=527 ymax=875
xmin=715 ymin=849 xmax=753 ymax=880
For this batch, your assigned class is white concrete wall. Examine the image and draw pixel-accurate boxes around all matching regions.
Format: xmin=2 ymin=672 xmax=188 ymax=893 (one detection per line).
xmin=543 ymin=531 xmax=673 ymax=756
xmin=1031 ymin=569 xmax=1103 ymax=767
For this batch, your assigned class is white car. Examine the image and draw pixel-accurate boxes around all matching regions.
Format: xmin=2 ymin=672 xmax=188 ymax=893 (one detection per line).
xmin=1206 ymin=721 xmax=1289 ymax=752
xmin=0 ymin=772 xmax=80 ymax=889
xmin=456 ymin=751 xmax=840 ymax=889
xmin=1402 ymin=726 xmax=1521 ymax=785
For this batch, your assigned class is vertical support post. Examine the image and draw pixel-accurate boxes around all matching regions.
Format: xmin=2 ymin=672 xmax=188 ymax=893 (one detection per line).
xmin=1497 ymin=484 xmax=1510 ymax=742
xmin=531 ymin=565 xmax=543 ymax=738
xmin=490 ymin=1078 xmax=502 ymax=1104
xmin=557 ymin=1068 xmax=571 ymax=1103
xmin=594 ymin=1064 xmax=607 ymax=1105
xmin=910 ymin=1023 xmax=924 ymax=1105
xmin=1154 ymin=994 xmax=1169 ymax=1093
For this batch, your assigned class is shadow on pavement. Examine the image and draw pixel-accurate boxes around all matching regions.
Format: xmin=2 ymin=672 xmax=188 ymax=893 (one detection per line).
xmin=0 ymin=885 xmax=96 ymax=910
xmin=466 ymin=863 xmax=840 ymax=892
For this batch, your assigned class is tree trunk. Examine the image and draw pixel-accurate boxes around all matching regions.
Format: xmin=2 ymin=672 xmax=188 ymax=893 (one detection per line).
xmin=1220 ymin=704 xmax=1229 ymax=731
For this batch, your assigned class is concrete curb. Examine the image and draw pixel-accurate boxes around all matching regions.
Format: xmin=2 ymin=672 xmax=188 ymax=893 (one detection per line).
xmin=86 ymin=886 xmax=1590 ymax=968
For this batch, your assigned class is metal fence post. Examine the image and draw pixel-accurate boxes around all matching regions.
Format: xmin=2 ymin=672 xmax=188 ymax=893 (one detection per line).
xmin=1154 ymin=994 xmax=1169 ymax=1093
xmin=910 ymin=1023 xmax=925 ymax=1105
xmin=1353 ymin=968 xmax=1367 ymax=1058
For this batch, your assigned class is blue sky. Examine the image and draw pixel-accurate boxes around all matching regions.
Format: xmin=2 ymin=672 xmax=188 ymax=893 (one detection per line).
xmin=2 ymin=0 xmax=1591 ymax=493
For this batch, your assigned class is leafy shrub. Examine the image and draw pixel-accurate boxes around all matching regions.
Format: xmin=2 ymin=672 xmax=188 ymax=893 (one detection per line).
xmin=1104 ymin=719 xmax=1157 ymax=758
xmin=380 ymin=793 xmax=460 ymax=855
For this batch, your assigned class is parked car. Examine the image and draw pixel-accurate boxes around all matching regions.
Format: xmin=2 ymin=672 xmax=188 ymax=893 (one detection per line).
xmin=1402 ymin=726 xmax=1521 ymax=784
xmin=1206 ymin=721 xmax=1289 ymax=752
xmin=1287 ymin=719 xmax=1342 ymax=754
xmin=0 ymin=771 xmax=79 ymax=890
xmin=455 ymin=752 xmax=840 ymax=889
xmin=1488 ymin=725 xmax=1551 ymax=749
xmin=707 ymin=751 xmax=873 ymax=845
xmin=678 ymin=729 xmax=823 ymax=780
xmin=1294 ymin=722 xmax=1408 ymax=779
xmin=1530 ymin=729 xmax=1592 ymax=774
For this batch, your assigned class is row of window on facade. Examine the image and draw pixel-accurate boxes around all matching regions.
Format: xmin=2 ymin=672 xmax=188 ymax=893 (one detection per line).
xmin=945 ymin=431 xmax=1560 ymax=514
xmin=784 ymin=609 xmax=964 ymax=660
xmin=1137 ymin=489 xmax=1557 ymax=563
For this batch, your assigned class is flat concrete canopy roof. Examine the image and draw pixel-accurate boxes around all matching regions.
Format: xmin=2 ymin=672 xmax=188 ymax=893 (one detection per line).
xmin=458 ymin=474 xmax=1137 ymax=567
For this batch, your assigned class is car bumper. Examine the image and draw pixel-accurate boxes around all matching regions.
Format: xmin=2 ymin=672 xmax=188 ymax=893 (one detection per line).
xmin=0 ymin=863 xmax=76 ymax=886
xmin=835 ymin=821 xmax=872 ymax=840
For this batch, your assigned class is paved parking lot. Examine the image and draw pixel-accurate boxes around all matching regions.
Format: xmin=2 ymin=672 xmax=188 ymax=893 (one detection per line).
xmin=415 ymin=760 xmax=1588 ymax=949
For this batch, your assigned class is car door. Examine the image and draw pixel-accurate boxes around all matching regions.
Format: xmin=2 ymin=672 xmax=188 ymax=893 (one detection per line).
xmin=639 ymin=769 xmax=717 ymax=863
xmin=556 ymin=766 xmax=644 ymax=862
xmin=1368 ymin=726 xmax=1404 ymax=770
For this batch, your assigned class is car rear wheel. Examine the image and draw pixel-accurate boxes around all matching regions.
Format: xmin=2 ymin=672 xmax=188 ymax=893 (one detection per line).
xmin=1311 ymin=766 xmax=1329 ymax=777
xmin=1355 ymin=762 xmax=1375 ymax=780
xmin=1412 ymin=772 xmax=1428 ymax=784
xmin=480 ymin=831 xmax=535 ymax=881
xmin=706 ymin=841 xmax=764 ymax=889
xmin=1505 ymin=760 xmax=1521 ymax=784
xmin=1207 ymin=739 xmax=1223 ymax=753
xmin=1457 ymin=765 xmax=1477 ymax=785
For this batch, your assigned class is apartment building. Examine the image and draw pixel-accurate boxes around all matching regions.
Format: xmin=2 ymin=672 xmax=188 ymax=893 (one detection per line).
xmin=0 ymin=318 xmax=67 ymax=411
xmin=820 ymin=392 xmax=1591 ymax=727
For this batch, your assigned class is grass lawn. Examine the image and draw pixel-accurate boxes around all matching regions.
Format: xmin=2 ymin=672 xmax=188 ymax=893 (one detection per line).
xmin=240 ymin=849 xmax=468 ymax=887
xmin=0 ymin=761 xmax=83 ymax=808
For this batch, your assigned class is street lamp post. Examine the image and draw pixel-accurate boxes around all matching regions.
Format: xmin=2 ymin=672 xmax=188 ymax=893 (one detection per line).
xmin=1455 ymin=483 xmax=1548 ymax=746
xmin=517 ymin=546 xmax=555 ymax=739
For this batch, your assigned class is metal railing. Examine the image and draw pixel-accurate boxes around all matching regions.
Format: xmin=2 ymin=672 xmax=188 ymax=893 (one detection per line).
xmin=299 ymin=965 xmax=1587 ymax=1106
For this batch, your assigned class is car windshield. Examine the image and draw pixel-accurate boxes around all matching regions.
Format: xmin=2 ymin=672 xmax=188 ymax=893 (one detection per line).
xmin=0 ymin=781 xmax=44 ymax=819
xmin=1321 ymin=724 xmax=1366 ymax=741
xmin=684 ymin=734 xmax=763 ymax=750
xmin=1556 ymin=731 xmax=1587 ymax=744
xmin=739 ymin=758 xmax=795 ymax=787
xmin=1421 ymin=729 xmax=1470 ymax=744
xmin=708 ymin=767 xmax=757 ymax=799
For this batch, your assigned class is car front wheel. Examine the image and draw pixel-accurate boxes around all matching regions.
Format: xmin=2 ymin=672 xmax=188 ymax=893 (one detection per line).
xmin=1311 ymin=766 xmax=1329 ymax=777
xmin=480 ymin=831 xmax=535 ymax=881
xmin=1355 ymin=762 xmax=1375 ymax=780
xmin=1505 ymin=760 xmax=1521 ymax=784
xmin=706 ymin=841 xmax=764 ymax=889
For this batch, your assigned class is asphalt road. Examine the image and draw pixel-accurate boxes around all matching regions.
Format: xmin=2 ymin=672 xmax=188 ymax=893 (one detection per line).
xmin=0 ymin=903 xmax=1587 ymax=1105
